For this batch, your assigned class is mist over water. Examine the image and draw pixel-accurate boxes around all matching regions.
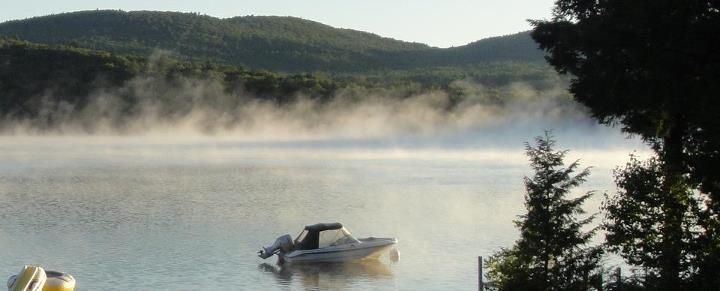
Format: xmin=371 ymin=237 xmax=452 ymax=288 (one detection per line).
xmin=3 ymin=57 xmax=595 ymax=141
xmin=0 ymin=133 xmax=645 ymax=290
xmin=0 ymin=74 xmax=648 ymax=289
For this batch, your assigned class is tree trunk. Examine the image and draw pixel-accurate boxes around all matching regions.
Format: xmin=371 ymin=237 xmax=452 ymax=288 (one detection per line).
xmin=659 ymin=117 xmax=686 ymax=290
xmin=543 ymin=256 xmax=549 ymax=291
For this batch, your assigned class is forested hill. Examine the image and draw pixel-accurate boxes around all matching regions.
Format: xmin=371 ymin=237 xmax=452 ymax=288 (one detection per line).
xmin=0 ymin=37 xmax=562 ymax=133
xmin=0 ymin=37 xmax=346 ymax=130
xmin=0 ymin=10 xmax=544 ymax=72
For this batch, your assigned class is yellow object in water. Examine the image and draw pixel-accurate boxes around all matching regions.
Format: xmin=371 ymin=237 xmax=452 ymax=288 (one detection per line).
xmin=7 ymin=266 xmax=46 ymax=291
xmin=42 ymin=271 xmax=75 ymax=291
xmin=6 ymin=266 xmax=75 ymax=291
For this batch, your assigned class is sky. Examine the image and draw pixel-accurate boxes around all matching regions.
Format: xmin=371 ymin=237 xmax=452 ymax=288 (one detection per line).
xmin=0 ymin=0 xmax=555 ymax=48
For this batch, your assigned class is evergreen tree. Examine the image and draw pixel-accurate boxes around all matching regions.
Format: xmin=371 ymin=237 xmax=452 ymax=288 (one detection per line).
xmin=531 ymin=1 xmax=720 ymax=288
xmin=487 ymin=132 xmax=602 ymax=291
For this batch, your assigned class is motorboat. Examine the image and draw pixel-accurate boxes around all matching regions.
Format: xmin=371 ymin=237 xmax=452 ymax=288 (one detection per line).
xmin=258 ymin=223 xmax=398 ymax=264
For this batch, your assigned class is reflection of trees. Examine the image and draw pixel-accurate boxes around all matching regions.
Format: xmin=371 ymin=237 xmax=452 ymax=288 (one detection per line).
xmin=258 ymin=261 xmax=394 ymax=289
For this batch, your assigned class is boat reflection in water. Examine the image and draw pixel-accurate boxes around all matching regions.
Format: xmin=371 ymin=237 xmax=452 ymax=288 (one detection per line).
xmin=258 ymin=261 xmax=394 ymax=289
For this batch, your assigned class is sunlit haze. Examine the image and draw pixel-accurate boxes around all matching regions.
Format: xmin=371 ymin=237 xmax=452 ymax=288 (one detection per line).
xmin=5 ymin=0 xmax=708 ymax=289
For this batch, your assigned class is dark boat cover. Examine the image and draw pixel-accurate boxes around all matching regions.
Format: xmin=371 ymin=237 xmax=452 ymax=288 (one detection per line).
xmin=296 ymin=222 xmax=343 ymax=250
xmin=305 ymin=222 xmax=343 ymax=232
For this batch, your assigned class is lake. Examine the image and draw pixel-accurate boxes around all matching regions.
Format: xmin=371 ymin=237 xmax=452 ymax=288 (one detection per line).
xmin=0 ymin=131 xmax=644 ymax=290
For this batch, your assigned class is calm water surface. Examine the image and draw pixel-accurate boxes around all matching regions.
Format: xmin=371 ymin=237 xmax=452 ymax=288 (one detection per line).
xmin=0 ymin=135 xmax=643 ymax=290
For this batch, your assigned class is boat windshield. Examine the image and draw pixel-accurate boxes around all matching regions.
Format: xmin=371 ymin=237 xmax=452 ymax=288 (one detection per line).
xmin=318 ymin=227 xmax=360 ymax=248
xmin=295 ymin=230 xmax=308 ymax=245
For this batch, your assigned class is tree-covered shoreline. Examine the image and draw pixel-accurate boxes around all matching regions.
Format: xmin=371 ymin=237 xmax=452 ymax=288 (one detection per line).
xmin=0 ymin=36 xmax=566 ymax=133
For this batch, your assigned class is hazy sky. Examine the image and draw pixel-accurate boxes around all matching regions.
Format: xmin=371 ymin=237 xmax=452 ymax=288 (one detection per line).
xmin=0 ymin=0 xmax=555 ymax=47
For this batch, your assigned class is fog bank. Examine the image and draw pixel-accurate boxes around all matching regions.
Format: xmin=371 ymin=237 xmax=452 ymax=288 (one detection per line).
xmin=1 ymin=65 xmax=608 ymax=138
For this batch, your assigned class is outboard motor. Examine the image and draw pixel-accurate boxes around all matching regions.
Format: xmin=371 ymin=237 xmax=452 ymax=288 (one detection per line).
xmin=258 ymin=234 xmax=294 ymax=259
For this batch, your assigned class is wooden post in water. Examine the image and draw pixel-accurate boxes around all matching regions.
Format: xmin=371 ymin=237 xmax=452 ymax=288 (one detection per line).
xmin=478 ymin=256 xmax=483 ymax=291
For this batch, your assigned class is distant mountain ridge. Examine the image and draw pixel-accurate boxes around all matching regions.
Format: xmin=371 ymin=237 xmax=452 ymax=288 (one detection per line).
xmin=0 ymin=10 xmax=544 ymax=72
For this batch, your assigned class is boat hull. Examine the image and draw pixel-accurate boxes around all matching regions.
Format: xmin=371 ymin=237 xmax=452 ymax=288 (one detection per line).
xmin=282 ymin=237 xmax=397 ymax=263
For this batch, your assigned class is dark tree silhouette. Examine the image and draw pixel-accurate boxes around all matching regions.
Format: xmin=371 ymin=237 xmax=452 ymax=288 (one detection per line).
xmin=602 ymin=155 xmax=704 ymax=290
xmin=532 ymin=0 xmax=720 ymax=198
xmin=531 ymin=1 xmax=720 ymax=289
xmin=487 ymin=132 xmax=602 ymax=291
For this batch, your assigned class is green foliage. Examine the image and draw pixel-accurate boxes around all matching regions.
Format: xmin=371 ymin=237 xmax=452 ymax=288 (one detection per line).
xmin=487 ymin=133 xmax=602 ymax=291
xmin=334 ymin=61 xmax=562 ymax=89
xmin=0 ymin=37 xmax=140 ymax=121
xmin=531 ymin=0 xmax=720 ymax=201
xmin=0 ymin=36 xmax=565 ymax=132
xmin=603 ymin=155 xmax=719 ymax=290
xmin=0 ymin=37 xmax=338 ymax=130
xmin=531 ymin=1 xmax=720 ymax=289
xmin=0 ymin=10 xmax=545 ymax=73
xmin=487 ymin=247 xmax=533 ymax=290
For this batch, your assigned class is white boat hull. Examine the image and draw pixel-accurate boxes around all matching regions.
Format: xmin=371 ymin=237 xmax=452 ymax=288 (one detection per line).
xmin=282 ymin=238 xmax=397 ymax=263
